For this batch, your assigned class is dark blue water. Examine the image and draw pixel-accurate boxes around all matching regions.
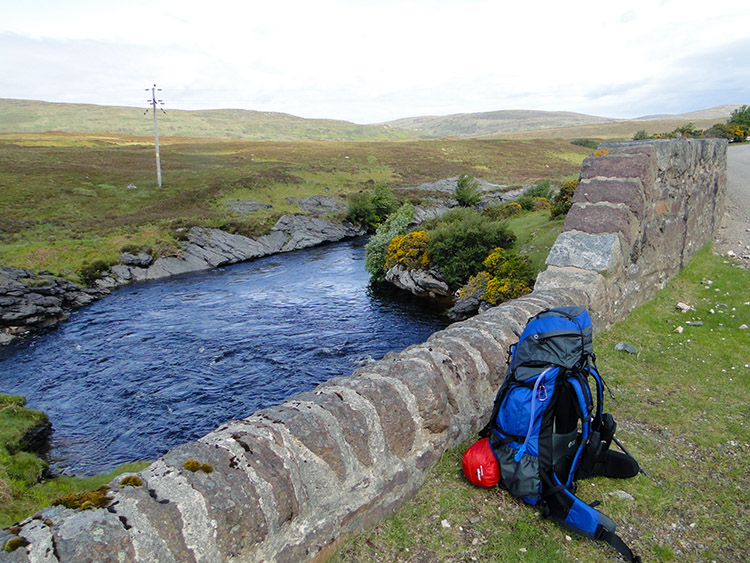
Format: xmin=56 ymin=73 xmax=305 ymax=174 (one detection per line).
xmin=0 ymin=238 xmax=449 ymax=475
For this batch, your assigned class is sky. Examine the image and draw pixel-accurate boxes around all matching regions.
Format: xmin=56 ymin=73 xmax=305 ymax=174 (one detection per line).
xmin=1 ymin=0 xmax=749 ymax=124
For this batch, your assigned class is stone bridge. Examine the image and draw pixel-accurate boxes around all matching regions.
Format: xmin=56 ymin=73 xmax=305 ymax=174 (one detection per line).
xmin=0 ymin=139 xmax=727 ymax=562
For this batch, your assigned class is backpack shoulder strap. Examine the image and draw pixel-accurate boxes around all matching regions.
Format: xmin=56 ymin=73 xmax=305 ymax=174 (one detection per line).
xmin=542 ymin=472 xmax=641 ymax=562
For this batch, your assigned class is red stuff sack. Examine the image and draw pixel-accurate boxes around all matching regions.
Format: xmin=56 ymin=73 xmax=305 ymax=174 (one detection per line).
xmin=462 ymin=437 xmax=499 ymax=487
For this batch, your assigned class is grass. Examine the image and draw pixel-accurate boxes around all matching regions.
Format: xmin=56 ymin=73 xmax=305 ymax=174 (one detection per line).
xmin=505 ymin=210 xmax=565 ymax=274
xmin=330 ymin=246 xmax=749 ymax=562
xmin=0 ymin=132 xmax=589 ymax=282
xmin=0 ymin=394 xmax=151 ymax=528
xmin=0 ymin=460 xmax=151 ymax=529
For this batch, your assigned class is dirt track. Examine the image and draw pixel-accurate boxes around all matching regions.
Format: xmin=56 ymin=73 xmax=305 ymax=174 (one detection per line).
xmin=715 ymin=143 xmax=750 ymax=268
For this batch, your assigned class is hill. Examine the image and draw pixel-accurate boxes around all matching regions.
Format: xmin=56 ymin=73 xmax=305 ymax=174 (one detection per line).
xmin=0 ymin=99 xmax=741 ymax=141
xmin=380 ymin=109 xmax=619 ymax=137
xmin=494 ymin=117 xmax=724 ymax=141
xmin=0 ymin=99 xmax=414 ymax=141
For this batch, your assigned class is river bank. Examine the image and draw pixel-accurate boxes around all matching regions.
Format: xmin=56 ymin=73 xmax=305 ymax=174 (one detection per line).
xmin=0 ymin=213 xmax=366 ymax=347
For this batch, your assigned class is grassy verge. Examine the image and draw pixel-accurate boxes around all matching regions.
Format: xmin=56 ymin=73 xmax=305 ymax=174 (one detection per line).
xmin=330 ymin=246 xmax=749 ymax=562
xmin=0 ymin=133 xmax=589 ymax=281
xmin=0 ymin=394 xmax=150 ymax=529
xmin=505 ymin=210 xmax=565 ymax=274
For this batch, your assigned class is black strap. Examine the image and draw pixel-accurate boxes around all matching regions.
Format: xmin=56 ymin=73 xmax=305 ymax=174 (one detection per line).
xmin=598 ymin=528 xmax=641 ymax=563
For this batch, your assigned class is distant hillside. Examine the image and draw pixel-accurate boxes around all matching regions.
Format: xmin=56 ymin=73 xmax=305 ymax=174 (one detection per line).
xmin=0 ymin=99 xmax=414 ymax=141
xmin=380 ymin=109 xmax=618 ymax=137
xmin=0 ymin=99 xmax=741 ymax=141
xmin=635 ymin=105 xmax=741 ymax=121
xmin=495 ymin=117 xmax=727 ymax=141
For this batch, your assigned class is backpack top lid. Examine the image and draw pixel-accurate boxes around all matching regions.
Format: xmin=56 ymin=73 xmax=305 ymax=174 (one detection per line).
xmin=462 ymin=437 xmax=500 ymax=487
xmin=509 ymin=307 xmax=593 ymax=378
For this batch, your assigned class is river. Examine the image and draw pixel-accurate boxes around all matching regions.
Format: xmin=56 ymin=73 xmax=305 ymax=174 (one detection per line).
xmin=0 ymin=238 xmax=449 ymax=475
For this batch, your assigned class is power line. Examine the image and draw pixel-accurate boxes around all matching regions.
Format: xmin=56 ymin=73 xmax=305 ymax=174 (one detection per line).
xmin=144 ymin=84 xmax=165 ymax=188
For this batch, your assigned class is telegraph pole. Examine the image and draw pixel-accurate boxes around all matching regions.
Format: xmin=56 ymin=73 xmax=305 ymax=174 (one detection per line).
xmin=145 ymin=84 xmax=165 ymax=188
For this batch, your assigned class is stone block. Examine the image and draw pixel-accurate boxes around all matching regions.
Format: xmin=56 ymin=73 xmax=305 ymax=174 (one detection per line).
xmin=580 ymin=153 xmax=655 ymax=183
xmin=157 ymin=441 xmax=269 ymax=559
xmin=574 ymin=177 xmax=646 ymax=218
xmin=261 ymin=403 xmax=348 ymax=481
xmin=563 ymin=203 xmax=638 ymax=248
xmin=216 ymin=422 xmax=301 ymax=529
xmin=379 ymin=355 xmax=452 ymax=434
xmin=334 ymin=375 xmax=416 ymax=459
xmin=108 ymin=483 xmax=193 ymax=563
xmin=295 ymin=389 xmax=373 ymax=467
xmin=545 ymin=231 xmax=624 ymax=273
xmin=534 ymin=266 xmax=608 ymax=319
xmin=54 ymin=509 xmax=137 ymax=562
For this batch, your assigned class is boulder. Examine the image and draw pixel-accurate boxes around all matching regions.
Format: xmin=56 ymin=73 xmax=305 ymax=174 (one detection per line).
xmin=120 ymin=252 xmax=153 ymax=268
xmin=295 ymin=195 xmax=346 ymax=216
xmin=223 ymin=200 xmax=273 ymax=215
xmin=385 ymin=264 xmax=450 ymax=297
xmin=0 ymin=267 xmax=107 ymax=345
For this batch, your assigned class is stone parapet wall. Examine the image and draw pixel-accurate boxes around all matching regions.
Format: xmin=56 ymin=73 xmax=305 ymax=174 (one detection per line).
xmin=0 ymin=139 xmax=727 ymax=562
xmin=537 ymin=139 xmax=727 ymax=328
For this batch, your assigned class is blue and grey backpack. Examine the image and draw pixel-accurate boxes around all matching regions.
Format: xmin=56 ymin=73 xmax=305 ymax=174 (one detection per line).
xmin=480 ymin=306 xmax=642 ymax=562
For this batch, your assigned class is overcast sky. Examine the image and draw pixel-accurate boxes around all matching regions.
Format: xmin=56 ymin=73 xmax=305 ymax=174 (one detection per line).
xmin=2 ymin=0 xmax=749 ymax=124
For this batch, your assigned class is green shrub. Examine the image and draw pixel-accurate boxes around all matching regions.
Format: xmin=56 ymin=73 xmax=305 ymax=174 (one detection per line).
xmin=728 ymin=104 xmax=750 ymax=131
xmin=77 ymin=259 xmax=113 ymax=286
xmin=633 ymin=129 xmax=649 ymax=141
xmin=364 ymin=203 xmax=415 ymax=281
xmin=346 ymin=182 xmax=399 ymax=231
xmin=516 ymin=194 xmax=535 ymax=211
xmin=482 ymin=201 xmax=523 ymax=220
xmin=525 ymin=180 xmax=553 ymax=199
xmin=550 ymin=179 xmax=578 ymax=218
xmin=371 ymin=182 xmax=399 ymax=223
xmin=483 ymin=247 xmax=536 ymax=284
xmin=571 ymin=138 xmax=599 ymax=149
xmin=517 ymin=180 xmax=553 ymax=211
xmin=345 ymin=192 xmax=375 ymax=227
xmin=426 ymin=208 xmax=515 ymax=287
xmin=704 ymin=123 xmax=737 ymax=140
xmin=454 ymin=174 xmax=481 ymax=207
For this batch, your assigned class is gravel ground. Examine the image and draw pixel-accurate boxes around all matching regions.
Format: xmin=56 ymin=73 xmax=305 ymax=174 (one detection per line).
xmin=714 ymin=143 xmax=750 ymax=268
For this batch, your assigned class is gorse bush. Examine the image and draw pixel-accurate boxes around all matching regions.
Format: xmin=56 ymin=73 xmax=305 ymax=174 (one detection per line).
xmin=454 ymin=174 xmax=481 ymax=208
xmin=426 ymin=208 xmax=516 ymax=287
xmin=728 ymin=104 xmax=750 ymax=131
xmin=482 ymin=201 xmax=523 ymax=220
xmin=385 ymin=231 xmax=430 ymax=271
xmin=480 ymin=247 xmax=535 ymax=304
xmin=364 ymin=203 xmax=415 ymax=282
xmin=517 ymin=180 xmax=553 ymax=211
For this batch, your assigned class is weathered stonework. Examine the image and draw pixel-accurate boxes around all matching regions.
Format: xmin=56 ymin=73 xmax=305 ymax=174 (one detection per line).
xmin=537 ymin=138 xmax=726 ymax=328
xmin=1 ymin=139 xmax=727 ymax=562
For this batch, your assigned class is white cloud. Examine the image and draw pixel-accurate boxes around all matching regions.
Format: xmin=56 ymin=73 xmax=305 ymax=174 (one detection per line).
xmin=1 ymin=0 xmax=749 ymax=123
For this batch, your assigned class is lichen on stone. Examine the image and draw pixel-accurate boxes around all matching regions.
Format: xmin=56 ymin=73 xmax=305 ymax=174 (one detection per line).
xmin=183 ymin=459 xmax=213 ymax=473
xmin=183 ymin=459 xmax=201 ymax=472
xmin=3 ymin=537 xmax=30 ymax=553
xmin=51 ymin=485 xmax=112 ymax=510
xmin=119 ymin=475 xmax=143 ymax=488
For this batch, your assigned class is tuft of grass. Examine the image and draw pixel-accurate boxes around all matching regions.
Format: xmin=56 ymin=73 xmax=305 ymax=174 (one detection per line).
xmin=329 ymin=246 xmax=749 ymax=562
